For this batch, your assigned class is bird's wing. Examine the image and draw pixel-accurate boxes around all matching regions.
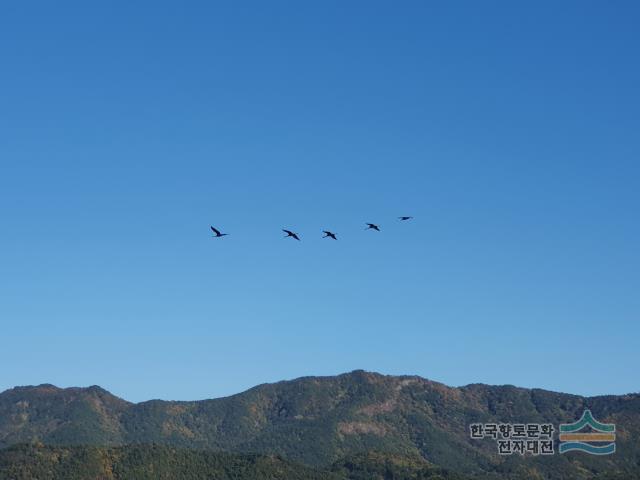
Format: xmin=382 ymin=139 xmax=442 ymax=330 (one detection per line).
xmin=283 ymin=229 xmax=293 ymax=235
xmin=292 ymin=234 xmax=300 ymax=240
xmin=211 ymin=226 xmax=221 ymax=235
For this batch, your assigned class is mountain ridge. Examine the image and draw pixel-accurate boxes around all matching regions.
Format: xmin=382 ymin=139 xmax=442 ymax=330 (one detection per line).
xmin=6 ymin=370 xmax=637 ymax=404
xmin=1 ymin=370 xmax=639 ymax=479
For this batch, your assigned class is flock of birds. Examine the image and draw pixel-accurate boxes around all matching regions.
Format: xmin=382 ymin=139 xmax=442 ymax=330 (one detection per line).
xmin=210 ymin=216 xmax=413 ymax=241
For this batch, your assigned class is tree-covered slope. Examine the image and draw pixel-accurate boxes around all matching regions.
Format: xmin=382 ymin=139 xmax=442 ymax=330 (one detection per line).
xmin=0 ymin=443 xmax=338 ymax=480
xmin=0 ymin=444 xmax=633 ymax=480
xmin=1 ymin=371 xmax=639 ymax=479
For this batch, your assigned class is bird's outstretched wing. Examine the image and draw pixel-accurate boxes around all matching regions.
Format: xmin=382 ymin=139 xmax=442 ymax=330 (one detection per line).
xmin=283 ymin=229 xmax=300 ymax=240
xmin=211 ymin=226 xmax=221 ymax=236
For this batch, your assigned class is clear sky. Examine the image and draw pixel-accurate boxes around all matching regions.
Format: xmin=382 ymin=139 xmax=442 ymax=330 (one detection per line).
xmin=1 ymin=1 xmax=638 ymax=402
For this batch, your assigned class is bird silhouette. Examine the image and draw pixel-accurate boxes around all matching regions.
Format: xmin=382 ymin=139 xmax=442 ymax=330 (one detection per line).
xmin=366 ymin=223 xmax=381 ymax=231
xmin=283 ymin=229 xmax=301 ymax=241
xmin=398 ymin=216 xmax=413 ymax=221
xmin=210 ymin=226 xmax=228 ymax=237
xmin=322 ymin=230 xmax=337 ymax=240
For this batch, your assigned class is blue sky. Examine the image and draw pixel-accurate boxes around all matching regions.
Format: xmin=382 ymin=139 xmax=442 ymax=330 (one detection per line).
xmin=1 ymin=1 xmax=638 ymax=402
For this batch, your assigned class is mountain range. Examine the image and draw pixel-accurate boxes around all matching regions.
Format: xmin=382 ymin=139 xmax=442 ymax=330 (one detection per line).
xmin=1 ymin=371 xmax=638 ymax=479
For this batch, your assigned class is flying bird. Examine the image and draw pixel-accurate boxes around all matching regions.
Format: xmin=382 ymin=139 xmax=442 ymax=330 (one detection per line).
xmin=283 ymin=229 xmax=301 ymax=241
xmin=210 ymin=226 xmax=228 ymax=237
xmin=365 ymin=223 xmax=381 ymax=231
xmin=398 ymin=216 xmax=413 ymax=221
xmin=322 ymin=230 xmax=337 ymax=240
